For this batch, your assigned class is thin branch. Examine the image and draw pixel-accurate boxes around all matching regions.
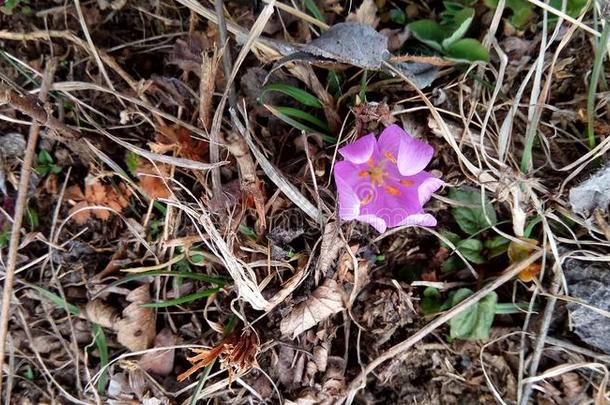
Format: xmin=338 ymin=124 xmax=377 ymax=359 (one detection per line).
xmin=0 ymin=58 xmax=58 ymax=400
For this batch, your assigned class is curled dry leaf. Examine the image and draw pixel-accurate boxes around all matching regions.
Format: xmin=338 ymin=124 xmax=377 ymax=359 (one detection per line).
xmin=139 ymin=328 xmax=176 ymax=376
xmin=178 ymin=330 xmax=258 ymax=382
xmin=64 ymin=175 xmax=130 ymax=224
xmin=346 ymin=0 xmax=378 ymax=28
xmin=85 ymin=299 xmax=120 ymax=329
xmin=280 ymin=279 xmax=346 ymax=339
xmin=135 ymin=159 xmax=172 ymax=199
xmin=116 ymin=284 xmax=156 ymax=352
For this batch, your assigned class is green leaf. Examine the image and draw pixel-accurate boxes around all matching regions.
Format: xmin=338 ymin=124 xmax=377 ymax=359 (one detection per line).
xmin=484 ymin=235 xmax=510 ymax=258
xmin=38 ymin=149 xmax=54 ymax=165
xmin=91 ymin=324 xmax=109 ymax=393
xmin=510 ymin=5 xmax=535 ymax=28
xmin=125 ymin=151 xmax=139 ymax=176
xmin=390 ymin=8 xmax=406 ymax=25
xmin=27 ymin=206 xmax=39 ymax=230
xmin=422 ymin=287 xmax=443 ymax=315
xmin=441 ymin=8 xmax=474 ymax=48
xmin=408 ymin=20 xmax=446 ymax=51
xmin=457 ymin=238 xmax=485 ymax=264
xmin=260 ymin=83 xmax=323 ymax=108
xmin=494 ymin=302 xmax=534 ymax=314
xmin=449 ymin=187 xmax=497 ymax=234
xmin=449 ymin=289 xmax=497 ymax=341
xmin=445 ymin=38 xmax=490 ymax=63
xmin=141 ymin=287 xmax=221 ymax=308
xmin=441 ymin=256 xmax=462 ymax=273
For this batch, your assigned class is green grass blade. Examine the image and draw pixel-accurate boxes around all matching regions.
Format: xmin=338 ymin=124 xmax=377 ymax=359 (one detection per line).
xmin=26 ymin=283 xmax=80 ymax=316
xmin=587 ymin=19 xmax=610 ymax=149
xmin=189 ymin=359 xmax=217 ymax=405
xmin=91 ymin=324 xmax=109 ymax=394
xmin=260 ymin=83 xmax=322 ymax=108
xmin=274 ymin=106 xmax=330 ymax=131
xmin=302 ymin=0 xmax=325 ymax=24
xmin=141 ymin=287 xmax=221 ymax=308
xmin=109 ymin=270 xmax=229 ymax=290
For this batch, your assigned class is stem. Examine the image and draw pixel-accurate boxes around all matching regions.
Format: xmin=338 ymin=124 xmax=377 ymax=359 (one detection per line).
xmin=587 ymin=18 xmax=610 ymax=149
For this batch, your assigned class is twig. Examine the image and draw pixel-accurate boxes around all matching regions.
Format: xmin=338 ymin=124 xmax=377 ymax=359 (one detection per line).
xmin=0 ymin=58 xmax=58 ymax=400
xmin=0 ymin=88 xmax=81 ymax=139
xmin=342 ymin=249 xmax=544 ymax=404
xmin=518 ymin=263 xmax=563 ymax=405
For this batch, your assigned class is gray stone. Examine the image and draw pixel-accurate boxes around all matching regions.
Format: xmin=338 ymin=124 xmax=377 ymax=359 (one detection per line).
xmin=569 ymin=165 xmax=610 ymax=216
xmin=564 ymin=259 xmax=610 ymax=354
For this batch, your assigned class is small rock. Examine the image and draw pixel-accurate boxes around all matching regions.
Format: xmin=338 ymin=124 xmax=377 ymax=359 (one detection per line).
xmin=564 ymin=259 xmax=610 ymax=354
xmin=569 ymin=165 xmax=610 ymax=216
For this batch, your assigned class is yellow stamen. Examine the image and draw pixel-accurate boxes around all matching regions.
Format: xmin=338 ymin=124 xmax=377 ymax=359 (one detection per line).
xmin=361 ymin=192 xmax=373 ymax=206
xmin=400 ymin=179 xmax=414 ymax=187
xmin=367 ymin=158 xmax=375 ymax=168
xmin=386 ymin=185 xmax=401 ymax=196
xmin=358 ymin=170 xmax=369 ymax=177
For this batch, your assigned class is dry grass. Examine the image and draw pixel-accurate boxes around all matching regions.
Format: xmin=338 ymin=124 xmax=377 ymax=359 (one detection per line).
xmin=0 ymin=0 xmax=609 ymax=403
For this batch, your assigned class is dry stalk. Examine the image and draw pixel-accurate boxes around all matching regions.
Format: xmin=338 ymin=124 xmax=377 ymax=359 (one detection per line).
xmin=0 ymin=88 xmax=81 ymax=139
xmin=199 ymin=46 xmax=222 ymax=132
xmin=0 ymin=58 xmax=58 ymax=400
xmin=343 ymin=249 xmax=544 ymax=403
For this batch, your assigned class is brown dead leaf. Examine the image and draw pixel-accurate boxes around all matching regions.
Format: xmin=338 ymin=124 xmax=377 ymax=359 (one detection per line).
xmin=166 ymin=32 xmax=211 ymax=78
xmin=155 ymin=125 xmax=208 ymax=161
xmin=135 ymin=160 xmax=172 ymax=199
xmin=178 ymin=330 xmax=258 ymax=381
xmin=139 ymin=328 xmax=176 ymax=376
xmin=346 ymin=0 xmax=378 ymax=28
xmin=116 ymin=284 xmax=156 ymax=352
xmin=314 ymin=221 xmax=344 ymax=283
xmin=85 ymin=299 xmax=120 ymax=329
xmin=65 ymin=176 xmax=130 ymax=224
xmin=352 ymin=101 xmax=396 ymax=135
xmin=280 ymin=279 xmax=346 ymax=339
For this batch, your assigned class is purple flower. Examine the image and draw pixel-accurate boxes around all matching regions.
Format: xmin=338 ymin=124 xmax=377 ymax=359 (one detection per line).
xmin=333 ymin=124 xmax=443 ymax=233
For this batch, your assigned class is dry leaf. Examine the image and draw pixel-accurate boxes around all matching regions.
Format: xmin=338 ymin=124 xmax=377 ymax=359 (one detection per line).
xmin=86 ymin=299 xmax=120 ymax=329
xmin=139 ymin=328 xmax=176 ymax=376
xmin=65 ymin=175 xmax=130 ymax=224
xmin=116 ymin=284 xmax=156 ymax=352
xmin=508 ymin=238 xmax=541 ymax=282
xmin=155 ymin=125 xmax=208 ymax=161
xmin=178 ymin=330 xmax=258 ymax=381
xmin=314 ymin=221 xmax=344 ymax=283
xmin=135 ymin=160 xmax=172 ymax=199
xmin=280 ymin=279 xmax=346 ymax=339
xmin=346 ymin=0 xmax=378 ymax=28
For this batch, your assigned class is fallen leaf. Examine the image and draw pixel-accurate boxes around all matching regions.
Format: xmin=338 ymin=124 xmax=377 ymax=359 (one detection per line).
xmin=86 ymin=299 xmax=120 ymax=329
xmin=116 ymin=284 xmax=156 ymax=352
xmin=155 ymin=125 xmax=208 ymax=162
xmin=139 ymin=328 xmax=176 ymax=376
xmin=280 ymin=279 xmax=346 ymax=339
xmin=508 ymin=238 xmax=541 ymax=282
xmin=346 ymin=0 xmax=378 ymax=28
xmin=166 ymin=32 xmax=211 ymax=78
xmin=135 ymin=159 xmax=172 ymax=199
xmin=178 ymin=330 xmax=258 ymax=381
xmin=65 ymin=175 xmax=131 ymax=224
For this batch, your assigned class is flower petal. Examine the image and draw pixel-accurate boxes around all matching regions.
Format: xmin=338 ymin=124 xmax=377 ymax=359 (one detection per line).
xmin=338 ymin=133 xmax=377 ymax=164
xmin=334 ymin=172 xmax=361 ymax=220
xmin=397 ymin=134 xmax=434 ymax=177
xmin=355 ymin=214 xmax=387 ymax=233
xmin=402 ymin=171 xmax=443 ymax=205
xmin=397 ymin=213 xmax=437 ymax=227
xmin=377 ymin=124 xmax=403 ymax=158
